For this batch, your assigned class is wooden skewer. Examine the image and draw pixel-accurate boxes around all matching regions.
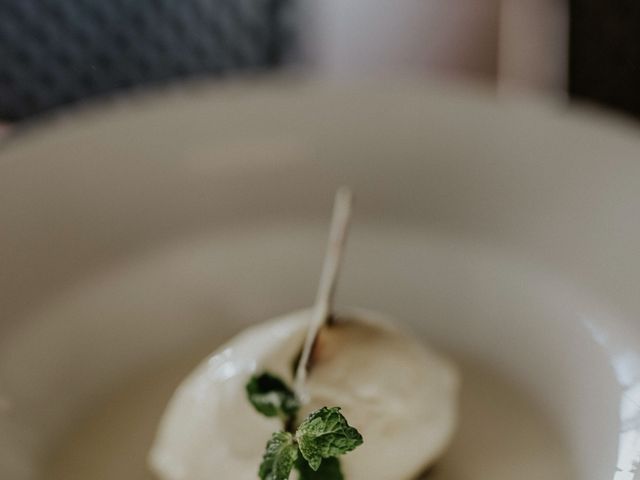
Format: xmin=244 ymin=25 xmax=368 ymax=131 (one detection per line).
xmin=294 ymin=187 xmax=353 ymax=401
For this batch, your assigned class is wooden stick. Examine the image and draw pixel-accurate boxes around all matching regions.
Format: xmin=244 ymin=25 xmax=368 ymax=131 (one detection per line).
xmin=294 ymin=187 xmax=353 ymax=401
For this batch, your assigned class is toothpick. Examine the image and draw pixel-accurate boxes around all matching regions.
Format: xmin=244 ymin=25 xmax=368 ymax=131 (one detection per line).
xmin=294 ymin=187 xmax=353 ymax=401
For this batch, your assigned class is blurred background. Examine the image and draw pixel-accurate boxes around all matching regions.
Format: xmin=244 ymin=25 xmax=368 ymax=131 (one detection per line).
xmin=0 ymin=0 xmax=638 ymax=127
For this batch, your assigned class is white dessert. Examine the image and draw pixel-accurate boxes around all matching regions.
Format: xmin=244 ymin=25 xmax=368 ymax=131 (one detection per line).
xmin=149 ymin=308 xmax=459 ymax=480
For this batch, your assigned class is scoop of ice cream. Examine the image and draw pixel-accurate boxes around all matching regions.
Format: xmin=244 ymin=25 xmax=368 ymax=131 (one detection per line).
xmin=149 ymin=309 xmax=459 ymax=480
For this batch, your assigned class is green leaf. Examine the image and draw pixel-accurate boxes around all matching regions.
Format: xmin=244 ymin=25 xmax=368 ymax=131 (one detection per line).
xmin=259 ymin=431 xmax=299 ymax=480
xmin=296 ymin=456 xmax=344 ymax=480
xmin=246 ymin=373 xmax=300 ymax=418
xmin=295 ymin=407 xmax=363 ymax=471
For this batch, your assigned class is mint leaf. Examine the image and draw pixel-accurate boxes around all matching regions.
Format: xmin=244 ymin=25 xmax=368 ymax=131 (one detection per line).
xmin=259 ymin=431 xmax=299 ymax=480
xmin=246 ymin=373 xmax=300 ymax=418
xmin=296 ymin=456 xmax=344 ymax=480
xmin=295 ymin=407 xmax=363 ymax=471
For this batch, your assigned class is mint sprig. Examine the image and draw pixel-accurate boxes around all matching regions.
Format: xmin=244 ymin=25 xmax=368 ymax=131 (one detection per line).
xmin=296 ymin=456 xmax=343 ymax=480
xmin=296 ymin=407 xmax=363 ymax=471
xmin=246 ymin=372 xmax=363 ymax=480
xmin=259 ymin=432 xmax=299 ymax=480
xmin=246 ymin=373 xmax=300 ymax=419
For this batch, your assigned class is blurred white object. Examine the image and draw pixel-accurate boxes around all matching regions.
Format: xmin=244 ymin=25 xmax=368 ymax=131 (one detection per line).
xmin=305 ymin=0 xmax=501 ymax=80
xmin=304 ymin=0 xmax=567 ymax=94
xmin=499 ymin=0 xmax=568 ymax=94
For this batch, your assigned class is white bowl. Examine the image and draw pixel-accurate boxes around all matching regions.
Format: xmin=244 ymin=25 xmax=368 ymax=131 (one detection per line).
xmin=0 ymin=79 xmax=639 ymax=480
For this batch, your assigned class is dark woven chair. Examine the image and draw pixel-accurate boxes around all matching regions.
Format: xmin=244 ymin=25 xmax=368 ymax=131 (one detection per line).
xmin=0 ymin=0 xmax=292 ymax=120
